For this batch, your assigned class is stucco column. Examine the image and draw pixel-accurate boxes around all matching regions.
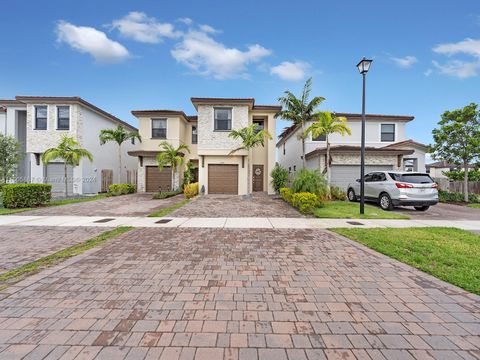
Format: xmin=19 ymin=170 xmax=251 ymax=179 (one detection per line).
xmin=267 ymin=114 xmax=276 ymax=194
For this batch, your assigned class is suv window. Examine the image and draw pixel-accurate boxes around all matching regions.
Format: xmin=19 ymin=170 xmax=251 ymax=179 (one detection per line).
xmin=364 ymin=173 xmax=374 ymax=182
xmin=389 ymin=173 xmax=433 ymax=184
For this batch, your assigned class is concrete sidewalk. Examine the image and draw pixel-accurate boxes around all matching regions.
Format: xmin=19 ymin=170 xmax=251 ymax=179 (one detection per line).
xmin=1 ymin=215 xmax=480 ymax=230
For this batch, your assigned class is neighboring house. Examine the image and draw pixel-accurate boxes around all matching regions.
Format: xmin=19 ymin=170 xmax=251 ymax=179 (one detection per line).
xmin=0 ymin=96 xmax=138 ymax=195
xmin=277 ymin=113 xmax=428 ymax=189
xmin=129 ymin=97 xmax=279 ymax=195
xmin=426 ymin=160 xmax=476 ymax=179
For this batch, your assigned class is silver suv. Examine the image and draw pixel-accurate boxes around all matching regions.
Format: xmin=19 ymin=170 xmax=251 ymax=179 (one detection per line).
xmin=347 ymin=171 xmax=439 ymax=211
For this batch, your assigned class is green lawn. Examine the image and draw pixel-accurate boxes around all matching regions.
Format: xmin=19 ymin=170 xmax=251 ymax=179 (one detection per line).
xmin=314 ymin=201 xmax=409 ymax=219
xmin=0 ymin=193 xmax=109 ymax=215
xmin=148 ymin=199 xmax=189 ymax=217
xmin=467 ymin=203 xmax=480 ymax=208
xmin=333 ymin=227 xmax=480 ymax=295
xmin=0 ymin=226 xmax=133 ymax=290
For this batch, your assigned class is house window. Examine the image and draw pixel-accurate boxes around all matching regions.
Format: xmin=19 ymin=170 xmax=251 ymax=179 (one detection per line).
xmin=192 ymin=125 xmax=198 ymax=144
xmin=57 ymin=106 xmax=70 ymax=130
xmin=131 ymin=137 xmax=135 ymax=145
xmin=35 ymin=106 xmax=47 ymax=130
xmin=381 ymin=124 xmax=395 ymax=142
xmin=283 ymin=143 xmax=285 ymax=155
xmin=293 ymin=165 xmax=296 ymax=171
xmin=403 ymin=158 xmax=418 ymax=172
xmin=253 ymin=120 xmax=264 ymax=134
xmin=214 ymin=108 xmax=232 ymax=131
xmin=152 ymin=119 xmax=167 ymax=139
xmin=312 ymin=133 xmax=326 ymax=141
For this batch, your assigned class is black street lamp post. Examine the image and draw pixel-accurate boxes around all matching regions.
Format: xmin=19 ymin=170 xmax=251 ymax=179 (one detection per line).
xmin=356 ymin=57 xmax=373 ymax=215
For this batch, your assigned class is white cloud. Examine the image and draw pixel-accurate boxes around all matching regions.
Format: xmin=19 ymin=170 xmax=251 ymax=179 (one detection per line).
xmin=111 ymin=12 xmax=181 ymax=43
xmin=56 ymin=21 xmax=129 ymax=63
xmin=424 ymin=68 xmax=433 ymax=76
xmin=433 ymin=38 xmax=480 ymax=58
xmin=171 ymin=29 xmax=271 ymax=79
xmin=432 ymin=60 xmax=480 ymax=79
xmin=391 ymin=55 xmax=418 ymax=68
xmin=177 ymin=17 xmax=193 ymax=25
xmin=270 ymin=61 xmax=310 ymax=81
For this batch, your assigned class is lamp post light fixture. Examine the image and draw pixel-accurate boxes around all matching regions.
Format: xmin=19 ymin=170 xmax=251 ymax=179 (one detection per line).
xmin=356 ymin=57 xmax=373 ymax=215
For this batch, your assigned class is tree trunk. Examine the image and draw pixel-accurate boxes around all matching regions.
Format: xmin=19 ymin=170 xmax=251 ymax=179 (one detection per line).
xmin=118 ymin=143 xmax=122 ymax=184
xmin=247 ymin=152 xmax=251 ymax=195
xmin=464 ymin=161 xmax=469 ymax=202
xmin=326 ymin=136 xmax=331 ymax=188
xmin=301 ymin=122 xmax=306 ymax=168
xmin=171 ymin=167 xmax=175 ymax=192
xmin=64 ymin=162 xmax=68 ymax=198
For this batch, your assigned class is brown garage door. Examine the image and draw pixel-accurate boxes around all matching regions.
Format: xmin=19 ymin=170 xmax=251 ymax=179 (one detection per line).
xmin=208 ymin=164 xmax=238 ymax=194
xmin=146 ymin=166 xmax=171 ymax=192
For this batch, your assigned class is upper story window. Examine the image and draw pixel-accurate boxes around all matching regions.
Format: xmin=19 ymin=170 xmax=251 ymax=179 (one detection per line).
xmin=253 ymin=120 xmax=264 ymax=134
xmin=57 ymin=106 xmax=70 ymax=130
xmin=35 ymin=106 xmax=47 ymax=130
xmin=381 ymin=124 xmax=395 ymax=142
xmin=312 ymin=133 xmax=326 ymax=141
xmin=214 ymin=107 xmax=232 ymax=131
xmin=191 ymin=125 xmax=198 ymax=144
xmin=152 ymin=118 xmax=167 ymax=139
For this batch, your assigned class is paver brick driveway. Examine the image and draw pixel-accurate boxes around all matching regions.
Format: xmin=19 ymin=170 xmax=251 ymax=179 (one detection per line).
xmin=0 ymin=228 xmax=478 ymax=359
xmin=170 ymin=193 xmax=304 ymax=218
xmin=19 ymin=193 xmax=185 ymax=217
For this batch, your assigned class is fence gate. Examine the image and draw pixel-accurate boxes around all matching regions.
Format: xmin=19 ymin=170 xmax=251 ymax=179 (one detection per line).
xmin=126 ymin=170 xmax=138 ymax=187
xmin=101 ymin=169 xmax=113 ymax=192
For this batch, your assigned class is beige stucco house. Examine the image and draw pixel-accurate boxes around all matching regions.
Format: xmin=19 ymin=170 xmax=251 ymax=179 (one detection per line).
xmin=129 ymin=98 xmax=279 ymax=195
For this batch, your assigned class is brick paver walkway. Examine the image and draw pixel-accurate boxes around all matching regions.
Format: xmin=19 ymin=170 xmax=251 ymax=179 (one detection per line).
xmin=0 ymin=226 xmax=107 ymax=272
xmin=0 ymin=228 xmax=478 ymax=359
xmin=170 ymin=193 xmax=304 ymax=218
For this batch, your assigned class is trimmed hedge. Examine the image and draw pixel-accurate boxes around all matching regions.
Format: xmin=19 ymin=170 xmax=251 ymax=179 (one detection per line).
xmin=280 ymin=187 xmax=293 ymax=203
xmin=108 ymin=184 xmax=136 ymax=196
xmin=439 ymin=189 xmax=480 ymax=203
xmin=330 ymin=186 xmax=347 ymax=201
xmin=280 ymin=187 xmax=322 ymax=214
xmin=152 ymin=190 xmax=182 ymax=199
xmin=3 ymin=184 xmax=51 ymax=208
xmin=184 ymin=182 xmax=199 ymax=199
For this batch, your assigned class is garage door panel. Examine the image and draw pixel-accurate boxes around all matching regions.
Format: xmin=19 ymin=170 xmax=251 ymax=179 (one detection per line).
xmin=146 ymin=166 xmax=171 ymax=193
xmin=331 ymin=165 xmax=393 ymax=190
xmin=208 ymin=164 xmax=238 ymax=194
xmin=46 ymin=163 xmax=73 ymax=194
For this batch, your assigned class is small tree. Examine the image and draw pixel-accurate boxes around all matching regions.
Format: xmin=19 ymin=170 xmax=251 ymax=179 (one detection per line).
xmin=430 ymin=103 xmax=480 ymax=202
xmin=275 ymin=78 xmax=326 ymax=169
xmin=156 ymin=141 xmax=190 ymax=191
xmin=42 ymin=136 xmax=93 ymax=197
xmin=99 ymin=125 xmax=141 ymax=183
xmin=0 ymin=134 xmax=23 ymax=184
xmin=183 ymin=160 xmax=195 ymax=187
xmin=270 ymin=164 xmax=289 ymax=193
xmin=306 ymin=112 xmax=351 ymax=188
xmin=229 ymin=123 xmax=272 ymax=195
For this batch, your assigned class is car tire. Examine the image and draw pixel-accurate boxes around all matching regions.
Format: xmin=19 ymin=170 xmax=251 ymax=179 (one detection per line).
xmin=379 ymin=193 xmax=393 ymax=211
xmin=414 ymin=206 xmax=430 ymax=211
xmin=347 ymin=188 xmax=357 ymax=202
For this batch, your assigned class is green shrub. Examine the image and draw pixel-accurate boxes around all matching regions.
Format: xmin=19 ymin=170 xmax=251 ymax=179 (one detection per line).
xmin=444 ymin=169 xmax=480 ymax=182
xmin=280 ymin=187 xmax=293 ymax=203
xmin=291 ymin=169 xmax=327 ymax=196
xmin=108 ymin=184 xmax=136 ymax=196
xmin=0 ymin=183 xmax=6 ymax=194
xmin=153 ymin=190 xmax=182 ymax=199
xmin=438 ymin=189 xmax=480 ymax=203
xmin=291 ymin=192 xmax=321 ymax=214
xmin=330 ymin=186 xmax=347 ymax=201
xmin=270 ymin=164 xmax=289 ymax=193
xmin=3 ymin=183 xmax=51 ymax=208
xmin=184 ymin=182 xmax=199 ymax=199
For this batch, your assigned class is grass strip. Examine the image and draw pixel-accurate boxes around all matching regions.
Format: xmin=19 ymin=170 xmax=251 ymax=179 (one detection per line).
xmin=0 ymin=226 xmax=133 ymax=289
xmin=314 ymin=201 xmax=409 ymax=219
xmin=332 ymin=227 xmax=480 ymax=295
xmin=148 ymin=199 xmax=189 ymax=217
xmin=466 ymin=203 xmax=480 ymax=208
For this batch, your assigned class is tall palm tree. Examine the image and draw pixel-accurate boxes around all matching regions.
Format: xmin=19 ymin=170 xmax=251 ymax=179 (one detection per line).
xmin=42 ymin=136 xmax=93 ymax=197
xmin=275 ymin=78 xmax=325 ymax=168
xmin=229 ymin=123 xmax=272 ymax=195
xmin=99 ymin=125 xmax=141 ymax=183
xmin=307 ymin=112 xmax=351 ymax=187
xmin=156 ymin=141 xmax=190 ymax=191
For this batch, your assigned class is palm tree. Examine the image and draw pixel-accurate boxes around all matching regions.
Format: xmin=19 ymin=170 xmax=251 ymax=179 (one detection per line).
xmin=42 ymin=136 xmax=93 ymax=197
xmin=307 ymin=112 xmax=351 ymax=187
xmin=275 ymin=77 xmax=325 ymax=168
xmin=156 ymin=141 xmax=190 ymax=191
xmin=229 ymin=123 xmax=272 ymax=195
xmin=99 ymin=125 xmax=141 ymax=183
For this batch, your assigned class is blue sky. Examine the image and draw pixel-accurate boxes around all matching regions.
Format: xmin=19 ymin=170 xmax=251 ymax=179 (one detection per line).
xmin=1 ymin=0 xmax=479 ymax=146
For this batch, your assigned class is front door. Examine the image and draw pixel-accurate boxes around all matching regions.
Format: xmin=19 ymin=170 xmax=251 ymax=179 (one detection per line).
xmin=253 ymin=165 xmax=264 ymax=192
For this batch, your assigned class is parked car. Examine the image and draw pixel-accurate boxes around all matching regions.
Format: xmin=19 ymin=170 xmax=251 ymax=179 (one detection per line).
xmin=347 ymin=171 xmax=439 ymax=211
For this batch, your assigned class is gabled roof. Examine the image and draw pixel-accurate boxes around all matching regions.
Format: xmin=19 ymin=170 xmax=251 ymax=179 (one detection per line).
xmin=190 ymin=97 xmax=281 ymax=112
xmin=426 ymin=161 xmax=476 ymax=169
xmin=1 ymin=96 xmax=136 ymax=131
xmin=382 ymin=139 xmax=428 ymax=151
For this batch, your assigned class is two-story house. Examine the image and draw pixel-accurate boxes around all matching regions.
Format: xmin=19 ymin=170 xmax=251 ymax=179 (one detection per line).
xmin=277 ymin=113 xmax=428 ymax=189
xmin=0 ymin=96 xmax=138 ymax=195
xmin=129 ymin=97 xmax=279 ymax=195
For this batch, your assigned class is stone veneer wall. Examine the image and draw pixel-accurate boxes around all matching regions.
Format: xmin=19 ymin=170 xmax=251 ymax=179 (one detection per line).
xmin=137 ymin=157 xmax=180 ymax=193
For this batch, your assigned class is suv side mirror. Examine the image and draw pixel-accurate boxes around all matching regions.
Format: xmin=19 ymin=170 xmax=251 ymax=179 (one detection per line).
xmin=356 ymin=179 xmax=360 ymax=183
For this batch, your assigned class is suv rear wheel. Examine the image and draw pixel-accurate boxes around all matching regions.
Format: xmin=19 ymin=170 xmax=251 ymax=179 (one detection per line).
xmin=414 ymin=206 xmax=430 ymax=211
xmin=379 ymin=193 xmax=393 ymax=211
xmin=347 ymin=188 xmax=357 ymax=202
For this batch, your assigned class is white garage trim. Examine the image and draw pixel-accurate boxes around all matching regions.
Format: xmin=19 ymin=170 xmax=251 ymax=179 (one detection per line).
xmin=331 ymin=165 xmax=394 ymax=190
